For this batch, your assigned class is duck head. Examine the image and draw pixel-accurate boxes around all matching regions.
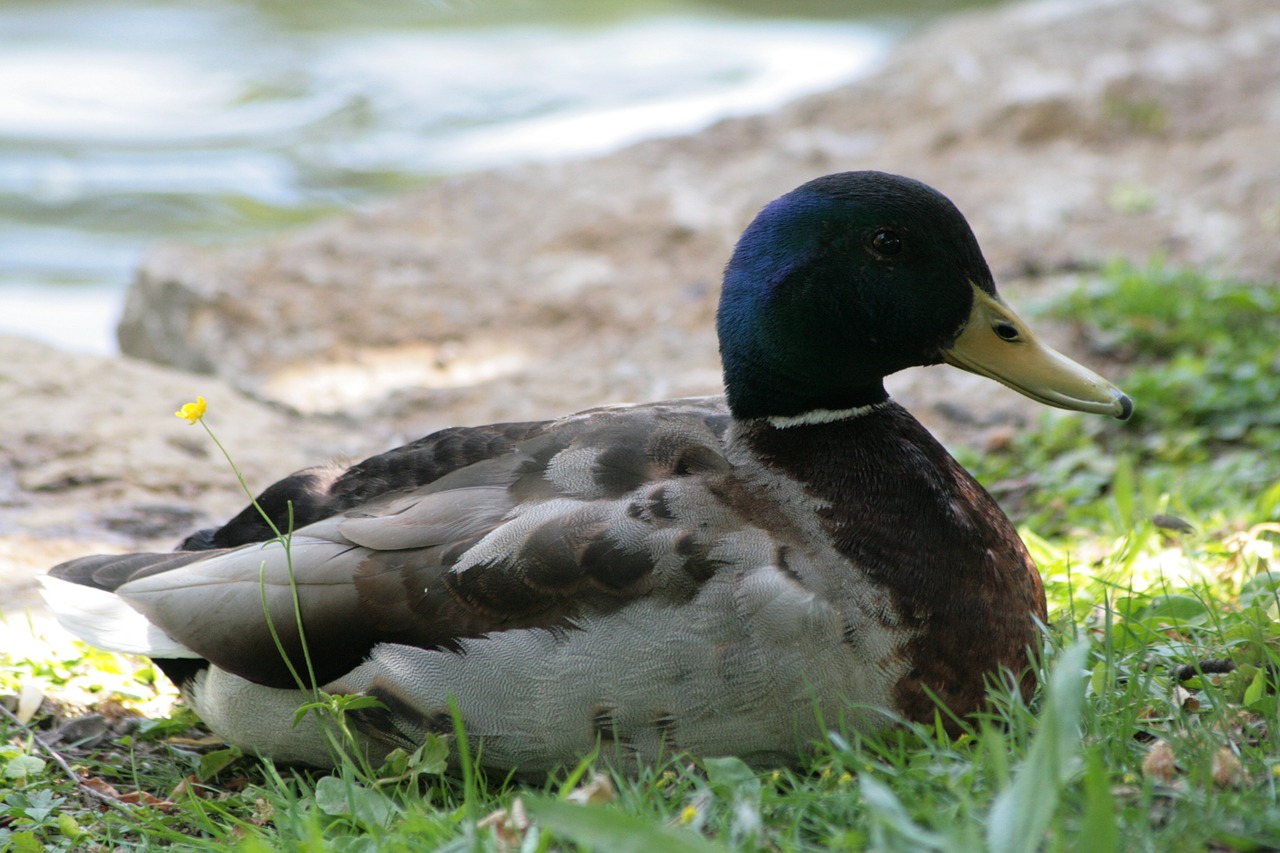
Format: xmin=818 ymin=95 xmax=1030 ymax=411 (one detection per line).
xmin=716 ymin=171 xmax=1132 ymax=422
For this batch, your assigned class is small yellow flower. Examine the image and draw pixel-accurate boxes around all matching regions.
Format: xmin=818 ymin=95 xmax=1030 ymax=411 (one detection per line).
xmin=679 ymin=805 xmax=698 ymax=825
xmin=174 ymin=396 xmax=207 ymax=425
xmin=838 ymin=771 xmax=853 ymax=786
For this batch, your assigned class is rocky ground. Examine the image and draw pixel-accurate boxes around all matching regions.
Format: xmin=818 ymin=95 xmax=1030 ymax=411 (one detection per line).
xmin=3 ymin=0 xmax=1278 ymax=634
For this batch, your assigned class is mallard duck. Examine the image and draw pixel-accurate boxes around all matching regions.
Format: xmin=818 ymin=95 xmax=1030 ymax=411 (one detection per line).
xmin=42 ymin=171 xmax=1130 ymax=774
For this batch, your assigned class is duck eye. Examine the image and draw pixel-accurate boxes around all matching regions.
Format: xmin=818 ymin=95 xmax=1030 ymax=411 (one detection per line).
xmin=870 ymin=229 xmax=902 ymax=256
xmin=994 ymin=322 xmax=1021 ymax=341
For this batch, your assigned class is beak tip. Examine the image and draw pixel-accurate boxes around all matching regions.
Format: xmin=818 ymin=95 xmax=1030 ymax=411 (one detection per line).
xmin=1115 ymin=392 xmax=1134 ymax=421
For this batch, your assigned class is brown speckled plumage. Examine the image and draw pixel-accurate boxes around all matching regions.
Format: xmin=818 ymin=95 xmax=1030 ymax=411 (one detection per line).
xmin=735 ymin=404 xmax=1046 ymax=730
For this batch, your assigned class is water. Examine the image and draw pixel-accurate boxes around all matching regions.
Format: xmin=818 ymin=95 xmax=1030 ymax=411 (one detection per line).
xmin=0 ymin=0 xmax=985 ymax=355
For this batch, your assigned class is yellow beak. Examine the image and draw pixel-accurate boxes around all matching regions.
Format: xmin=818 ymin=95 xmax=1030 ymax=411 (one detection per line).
xmin=941 ymin=284 xmax=1132 ymax=420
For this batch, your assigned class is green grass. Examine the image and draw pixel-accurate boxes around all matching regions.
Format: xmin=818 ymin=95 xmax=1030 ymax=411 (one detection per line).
xmin=4 ymin=261 xmax=1280 ymax=851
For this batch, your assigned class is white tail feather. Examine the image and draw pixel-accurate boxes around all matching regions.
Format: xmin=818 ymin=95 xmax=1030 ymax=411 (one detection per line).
xmin=38 ymin=575 xmax=201 ymax=659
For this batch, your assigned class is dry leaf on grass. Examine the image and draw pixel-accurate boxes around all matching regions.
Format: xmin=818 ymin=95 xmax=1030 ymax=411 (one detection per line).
xmin=1142 ymin=740 xmax=1177 ymax=783
xmin=478 ymin=796 xmax=531 ymax=852
xmin=566 ymin=773 xmax=616 ymax=805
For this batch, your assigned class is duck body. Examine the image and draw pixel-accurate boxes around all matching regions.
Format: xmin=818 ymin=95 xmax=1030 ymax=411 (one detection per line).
xmin=44 ymin=172 xmax=1129 ymax=773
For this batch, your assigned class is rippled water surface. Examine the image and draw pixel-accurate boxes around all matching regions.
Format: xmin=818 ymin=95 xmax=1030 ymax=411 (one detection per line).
xmin=0 ymin=0 xmax=990 ymax=354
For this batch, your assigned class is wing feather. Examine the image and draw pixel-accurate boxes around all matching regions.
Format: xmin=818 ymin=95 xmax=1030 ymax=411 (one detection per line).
xmin=45 ymin=399 xmax=752 ymax=690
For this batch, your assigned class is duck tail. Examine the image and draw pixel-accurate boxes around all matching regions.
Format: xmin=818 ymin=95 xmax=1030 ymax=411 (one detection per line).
xmin=41 ymin=553 xmax=205 ymax=660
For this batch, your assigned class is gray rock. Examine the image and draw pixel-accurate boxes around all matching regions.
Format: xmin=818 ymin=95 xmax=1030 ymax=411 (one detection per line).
xmin=0 ymin=336 xmax=370 ymax=623
xmin=117 ymin=0 xmax=1280 ymax=434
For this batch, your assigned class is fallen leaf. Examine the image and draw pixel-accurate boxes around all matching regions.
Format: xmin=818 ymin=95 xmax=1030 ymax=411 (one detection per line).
xmin=169 ymin=775 xmax=212 ymax=801
xmin=1142 ymin=740 xmax=1177 ymax=783
xmin=478 ymin=797 xmax=531 ymax=852
xmin=117 ymin=790 xmax=177 ymax=811
xmin=82 ymin=777 xmax=122 ymax=800
xmin=1172 ymin=685 xmax=1200 ymax=712
xmin=567 ymin=773 xmax=617 ymax=806
xmin=16 ymin=682 xmax=44 ymax=724
xmin=1211 ymin=748 xmax=1242 ymax=788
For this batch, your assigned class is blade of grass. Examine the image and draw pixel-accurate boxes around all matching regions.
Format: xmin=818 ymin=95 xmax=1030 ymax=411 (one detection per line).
xmin=986 ymin=641 xmax=1088 ymax=853
xmin=526 ymin=795 xmax=731 ymax=853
